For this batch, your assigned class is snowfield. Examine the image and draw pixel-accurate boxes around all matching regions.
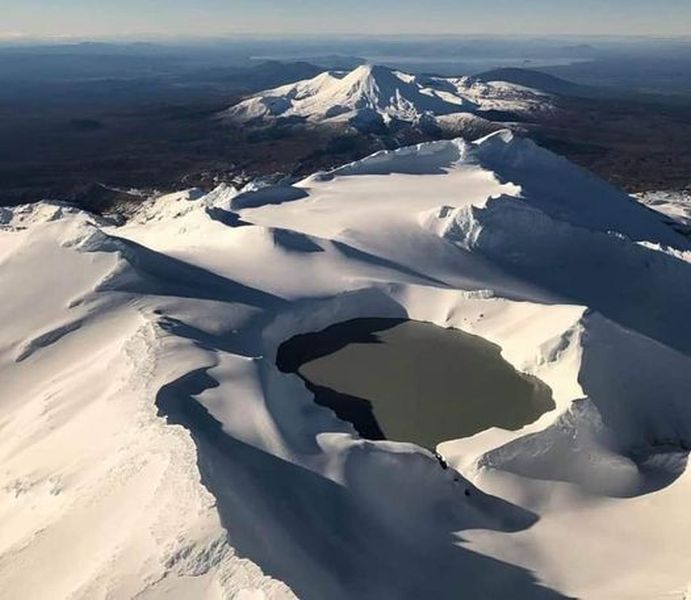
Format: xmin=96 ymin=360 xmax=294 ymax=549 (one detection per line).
xmin=220 ymin=64 xmax=554 ymax=133
xmin=1 ymin=131 xmax=691 ymax=599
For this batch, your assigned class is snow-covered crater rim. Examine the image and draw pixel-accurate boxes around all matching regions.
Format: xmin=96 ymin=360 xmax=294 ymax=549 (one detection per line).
xmin=260 ymin=284 xmax=587 ymax=463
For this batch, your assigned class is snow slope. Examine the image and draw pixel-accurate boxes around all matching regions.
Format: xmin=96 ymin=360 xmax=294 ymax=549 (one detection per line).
xmin=1 ymin=131 xmax=691 ymax=599
xmin=220 ymin=64 xmax=553 ymax=133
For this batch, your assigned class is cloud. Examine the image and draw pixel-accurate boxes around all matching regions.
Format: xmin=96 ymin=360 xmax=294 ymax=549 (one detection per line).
xmin=0 ymin=31 xmax=29 ymax=40
xmin=0 ymin=31 xmax=82 ymax=43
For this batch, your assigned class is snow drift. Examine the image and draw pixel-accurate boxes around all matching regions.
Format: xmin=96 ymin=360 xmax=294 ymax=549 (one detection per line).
xmin=1 ymin=131 xmax=690 ymax=599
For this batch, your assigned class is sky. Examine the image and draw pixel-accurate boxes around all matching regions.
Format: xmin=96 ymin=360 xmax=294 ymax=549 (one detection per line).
xmin=3 ymin=0 xmax=691 ymax=39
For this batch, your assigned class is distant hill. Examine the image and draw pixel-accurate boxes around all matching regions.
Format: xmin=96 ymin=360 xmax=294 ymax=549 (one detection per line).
xmin=239 ymin=61 xmax=324 ymax=89
xmin=476 ymin=68 xmax=589 ymax=96
xmin=183 ymin=61 xmax=324 ymax=91
xmin=290 ymin=55 xmax=366 ymax=70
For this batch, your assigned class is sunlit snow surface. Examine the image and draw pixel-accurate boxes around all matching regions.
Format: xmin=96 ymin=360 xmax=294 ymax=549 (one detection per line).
xmin=634 ymin=189 xmax=691 ymax=231
xmin=1 ymin=131 xmax=691 ymax=599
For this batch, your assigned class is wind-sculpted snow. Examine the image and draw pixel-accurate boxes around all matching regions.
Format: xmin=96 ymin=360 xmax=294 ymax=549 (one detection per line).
xmin=1 ymin=131 xmax=691 ymax=599
xmin=220 ymin=64 xmax=554 ymax=134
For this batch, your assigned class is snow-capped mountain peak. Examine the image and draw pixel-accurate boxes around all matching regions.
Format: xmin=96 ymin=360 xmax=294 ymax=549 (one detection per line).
xmin=319 ymin=64 xmax=465 ymax=118
xmin=220 ymin=64 xmax=553 ymax=133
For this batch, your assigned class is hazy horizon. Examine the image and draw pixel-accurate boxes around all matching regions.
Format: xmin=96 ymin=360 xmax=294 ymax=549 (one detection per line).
xmin=4 ymin=0 xmax=691 ymax=40
xmin=3 ymin=33 xmax=691 ymax=45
